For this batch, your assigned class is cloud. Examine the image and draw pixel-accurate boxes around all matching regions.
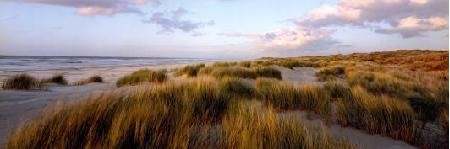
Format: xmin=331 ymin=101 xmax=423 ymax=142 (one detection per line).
xmin=219 ymin=27 xmax=338 ymax=51
xmin=5 ymin=0 xmax=160 ymax=16
xmin=143 ymin=8 xmax=215 ymax=33
xmin=258 ymin=27 xmax=338 ymax=51
xmin=293 ymin=0 xmax=448 ymax=37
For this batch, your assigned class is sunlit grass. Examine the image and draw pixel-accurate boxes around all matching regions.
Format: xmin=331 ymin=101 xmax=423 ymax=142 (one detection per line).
xmin=116 ymin=69 xmax=167 ymax=87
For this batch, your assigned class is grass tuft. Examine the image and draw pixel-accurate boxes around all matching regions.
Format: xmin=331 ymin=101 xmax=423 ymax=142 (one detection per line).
xmin=43 ymin=74 xmax=68 ymax=85
xmin=116 ymin=69 xmax=166 ymax=87
xmin=2 ymin=74 xmax=42 ymax=90
xmin=175 ymin=64 xmax=205 ymax=77
xmin=75 ymin=75 xmax=103 ymax=85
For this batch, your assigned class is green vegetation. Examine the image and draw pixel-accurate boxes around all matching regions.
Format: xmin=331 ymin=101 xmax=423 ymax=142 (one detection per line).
xmin=336 ymin=86 xmax=416 ymax=142
xmin=200 ymin=66 xmax=282 ymax=80
xmin=75 ymin=75 xmax=103 ymax=85
xmin=255 ymin=78 xmax=331 ymax=117
xmin=175 ymin=64 xmax=205 ymax=77
xmin=7 ymin=77 xmax=352 ymax=148
xmin=6 ymin=50 xmax=448 ymax=148
xmin=2 ymin=74 xmax=42 ymax=90
xmin=222 ymin=102 xmax=353 ymax=149
xmin=116 ymin=69 xmax=166 ymax=87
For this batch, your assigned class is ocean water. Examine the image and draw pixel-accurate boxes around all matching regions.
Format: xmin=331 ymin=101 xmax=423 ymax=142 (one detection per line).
xmin=0 ymin=56 xmax=211 ymax=72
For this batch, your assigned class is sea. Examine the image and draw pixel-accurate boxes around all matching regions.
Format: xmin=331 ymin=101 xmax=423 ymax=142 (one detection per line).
xmin=0 ymin=56 xmax=212 ymax=72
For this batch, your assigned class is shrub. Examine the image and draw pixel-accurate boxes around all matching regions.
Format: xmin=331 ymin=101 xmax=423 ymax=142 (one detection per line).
xmin=43 ymin=74 xmax=68 ymax=85
xmin=75 ymin=75 xmax=103 ymax=85
xmin=2 ymin=74 xmax=42 ymax=90
xmin=116 ymin=69 xmax=167 ymax=87
xmin=175 ymin=64 xmax=205 ymax=77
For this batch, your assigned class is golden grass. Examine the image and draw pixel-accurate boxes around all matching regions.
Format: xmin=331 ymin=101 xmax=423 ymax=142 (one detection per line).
xmin=336 ymin=86 xmax=416 ymax=142
xmin=200 ymin=66 xmax=282 ymax=80
xmin=7 ymin=76 xmax=352 ymax=148
xmin=2 ymin=74 xmax=42 ymax=90
xmin=175 ymin=64 xmax=205 ymax=77
xmin=222 ymin=101 xmax=353 ymax=149
xmin=116 ymin=69 xmax=167 ymax=87
xmin=255 ymin=78 xmax=331 ymax=118
xmin=316 ymin=66 xmax=345 ymax=81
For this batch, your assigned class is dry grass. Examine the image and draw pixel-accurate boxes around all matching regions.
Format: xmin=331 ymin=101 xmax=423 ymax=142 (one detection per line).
xmin=2 ymin=74 xmax=43 ymax=90
xmin=221 ymin=101 xmax=354 ymax=149
xmin=316 ymin=66 xmax=345 ymax=81
xmin=255 ymin=78 xmax=331 ymax=118
xmin=116 ymin=69 xmax=167 ymax=87
xmin=175 ymin=64 xmax=205 ymax=77
xmin=7 ymin=77 xmax=352 ymax=148
xmin=336 ymin=86 xmax=416 ymax=142
xmin=74 ymin=75 xmax=103 ymax=85
xmin=200 ymin=66 xmax=282 ymax=80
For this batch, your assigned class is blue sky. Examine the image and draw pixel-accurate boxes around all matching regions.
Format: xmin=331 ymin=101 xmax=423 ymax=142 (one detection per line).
xmin=0 ymin=0 xmax=448 ymax=58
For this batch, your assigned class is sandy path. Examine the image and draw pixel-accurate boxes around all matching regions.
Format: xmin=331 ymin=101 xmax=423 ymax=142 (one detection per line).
xmin=280 ymin=111 xmax=416 ymax=149
xmin=275 ymin=66 xmax=324 ymax=86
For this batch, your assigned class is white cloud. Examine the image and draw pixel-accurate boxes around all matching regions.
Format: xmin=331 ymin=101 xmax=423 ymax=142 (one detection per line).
xmin=294 ymin=0 xmax=448 ymax=37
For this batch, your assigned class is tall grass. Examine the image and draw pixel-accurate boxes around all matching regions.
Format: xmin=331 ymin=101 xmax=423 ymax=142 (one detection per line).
xmin=74 ymin=75 xmax=103 ymax=85
xmin=42 ymin=74 xmax=68 ymax=85
xmin=316 ymin=66 xmax=345 ymax=81
xmin=275 ymin=59 xmax=318 ymax=69
xmin=175 ymin=64 xmax=205 ymax=77
xmin=336 ymin=86 xmax=416 ymax=142
xmin=116 ymin=69 xmax=166 ymax=87
xmin=221 ymin=102 xmax=353 ymax=148
xmin=212 ymin=62 xmax=237 ymax=67
xmin=2 ymin=74 xmax=42 ymax=90
xmin=255 ymin=78 xmax=331 ymax=117
xmin=218 ymin=77 xmax=254 ymax=98
xmin=201 ymin=66 xmax=282 ymax=80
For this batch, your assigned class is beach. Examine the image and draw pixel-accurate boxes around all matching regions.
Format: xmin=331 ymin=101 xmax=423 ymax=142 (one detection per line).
xmin=0 ymin=58 xmax=420 ymax=149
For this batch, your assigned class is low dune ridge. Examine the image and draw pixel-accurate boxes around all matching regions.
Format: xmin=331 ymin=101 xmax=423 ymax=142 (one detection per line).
xmin=1 ymin=50 xmax=448 ymax=148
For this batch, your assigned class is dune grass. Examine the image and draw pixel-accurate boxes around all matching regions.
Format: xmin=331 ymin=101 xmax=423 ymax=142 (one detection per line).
xmin=275 ymin=59 xmax=318 ymax=69
xmin=42 ymin=74 xmax=68 ymax=85
xmin=201 ymin=66 xmax=282 ymax=80
xmin=255 ymin=78 xmax=331 ymax=118
xmin=74 ymin=75 xmax=103 ymax=85
xmin=221 ymin=102 xmax=354 ymax=149
xmin=218 ymin=77 xmax=254 ymax=98
xmin=316 ymin=66 xmax=345 ymax=81
xmin=116 ymin=69 xmax=167 ymax=87
xmin=175 ymin=64 xmax=205 ymax=77
xmin=212 ymin=61 xmax=237 ymax=67
xmin=336 ymin=86 xmax=416 ymax=142
xmin=2 ymin=74 xmax=42 ymax=90
xmin=7 ymin=76 xmax=353 ymax=148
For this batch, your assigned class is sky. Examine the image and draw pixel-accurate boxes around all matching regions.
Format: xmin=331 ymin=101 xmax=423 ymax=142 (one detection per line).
xmin=0 ymin=0 xmax=448 ymax=59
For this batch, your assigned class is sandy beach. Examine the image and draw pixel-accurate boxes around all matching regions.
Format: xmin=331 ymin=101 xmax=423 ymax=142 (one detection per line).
xmin=0 ymin=64 xmax=418 ymax=149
